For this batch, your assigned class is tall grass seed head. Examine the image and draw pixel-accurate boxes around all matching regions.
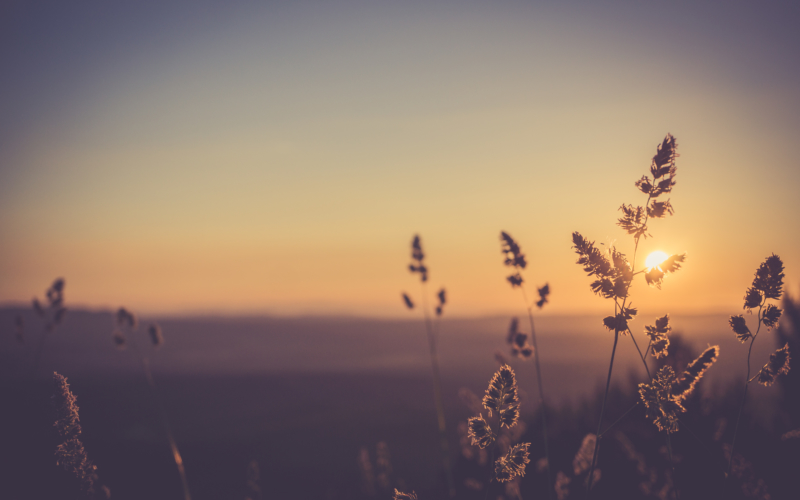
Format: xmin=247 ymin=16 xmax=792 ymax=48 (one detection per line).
xmin=762 ymin=304 xmax=782 ymax=330
xmin=468 ymin=415 xmax=494 ymax=449
xmin=572 ymin=434 xmax=597 ymax=476
xmin=53 ymin=372 xmax=97 ymax=494
xmin=649 ymin=134 xmax=678 ymax=191
xmin=495 ymin=443 xmax=531 ymax=482
xmin=617 ymin=204 xmax=649 ymax=240
xmin=729 ymin=315 xmax=752 ymax=342
xmin=639 ymin=366 xmax=684 ymax=433
xmin=482 ymin=365 xmax=520 ymax=427
xmin=408 ymin=235 xmax=428 ymax=282
xmin=752 ymin=254 xmax=784 ymax=300
xmin=743 ymin=287 xmax=762 ymax=311
xmin=756 ymin=343 xmax=791 ymax=386
xmin=401 ymin=293 xmax=414 ymax=309
xmin=672 ymin=345 xmax=719 ymax=401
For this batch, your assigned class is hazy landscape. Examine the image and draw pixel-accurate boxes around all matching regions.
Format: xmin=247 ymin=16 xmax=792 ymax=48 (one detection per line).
xmin=1 ymin=308 xmax=793 ymax=499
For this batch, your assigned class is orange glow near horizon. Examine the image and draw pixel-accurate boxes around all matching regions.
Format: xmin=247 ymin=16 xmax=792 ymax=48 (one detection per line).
xmin=1 ymin=2 xmax=799 ymax=317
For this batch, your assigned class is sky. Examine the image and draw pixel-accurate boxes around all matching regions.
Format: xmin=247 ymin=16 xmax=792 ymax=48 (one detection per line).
xmin=1 ymin=0 xmax=799 ymax=317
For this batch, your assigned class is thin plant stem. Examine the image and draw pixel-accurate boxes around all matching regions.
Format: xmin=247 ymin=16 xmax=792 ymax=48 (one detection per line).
xmin=598 ymin=402 xmax=639 ymax=438
xmin=421 ymin=282 xmax=456 ymax=498
xmin=520 ymin=286 xmax=553 ymax=500
xmin=725 ymin=302 xmax=765 ymax=490
xmin=586 ymin=329 xmax=619 ymax=497
xmin=625 ymin=325 xmax=678 ymax=500
xmin=131 ymin=343 xmax=192 ymax=500
xmin=484 ymin=447 xmax=496 ymax=500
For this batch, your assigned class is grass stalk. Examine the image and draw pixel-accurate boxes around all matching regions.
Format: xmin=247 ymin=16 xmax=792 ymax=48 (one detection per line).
xmin=420 ymin=283 xmax=455 ymax=498
xmin=520 ymin=286 xmax=553 ymax=500
xmin=725 ymin=302 xmax=764 ymax=490
xmin=132 ymin=343 xmax=192 ymax=500
xmin=586 ymin=329 xmax=619 ymax=496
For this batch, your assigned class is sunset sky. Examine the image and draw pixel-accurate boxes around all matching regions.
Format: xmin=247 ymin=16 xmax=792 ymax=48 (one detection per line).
xmin=1 ymin=0 xmax=799 ymax=317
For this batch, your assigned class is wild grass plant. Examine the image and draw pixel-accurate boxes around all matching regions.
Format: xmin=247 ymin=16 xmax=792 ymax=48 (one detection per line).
xmin=466 ymin=364 xmax=532 ymax=498
xmin=113 ymin=307 xmax=191 ymax=500
xmin=570 ymin=134 xmax=725 ymax=498
xmin=726 ymin=255 xmax=791 ymax=491
xmin=22 ymin=278 xmax=68 ymax=377
xmin=52 ymin=371 xmax=108 ymax=499
xmin=401 ymin=234 xmax=455 ymax=497
xmin=498 ymin=231 xmax=552 ymax=498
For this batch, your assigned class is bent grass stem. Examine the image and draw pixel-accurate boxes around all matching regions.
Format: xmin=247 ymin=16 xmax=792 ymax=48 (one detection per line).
xmin=520 ymin=285 xmax=553 ymax=500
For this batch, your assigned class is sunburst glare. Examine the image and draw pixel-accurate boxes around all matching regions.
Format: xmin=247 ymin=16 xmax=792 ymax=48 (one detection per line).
xmin=645 ymin=250 xmax=670 ymax=270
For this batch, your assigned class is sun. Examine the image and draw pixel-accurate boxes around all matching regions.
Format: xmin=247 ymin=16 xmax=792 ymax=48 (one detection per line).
xmin=645 ymin=251 xmax=670 ymax=270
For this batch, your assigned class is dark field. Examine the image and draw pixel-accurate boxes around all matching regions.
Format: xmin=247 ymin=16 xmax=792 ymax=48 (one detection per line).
xmin=1 ymin=308 xmax=797 ymax=499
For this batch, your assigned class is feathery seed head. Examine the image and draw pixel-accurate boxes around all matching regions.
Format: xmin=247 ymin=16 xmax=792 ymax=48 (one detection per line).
xmin=756 ymin=343 xmax=791 ymax=386
xmin=467 ymin=415 xmax=494 ymax=449
xmin=762 ymin=304 xmax=782 ymax=330
xmin=507 ymin=273 xmax=523 ymax=287
xmin=500 ymin=443 xmax=531 ymax=480
xmin=401 ymin=293 xmax=414 ymax=309
xmin=672 ymin=346 xmax=719 ymax=401
xmin=572 ymin=434 xmax=597 ymax=476
xmin=617 ymin=204 xmax=649 ymax=240
xmin=47 ymin=278 xmax=66 ymax=308
xmin=148 ymin=323 xmax=164 ymax=348
xmin=572 ymin=232 xmax=613 ymax=279
xmin=729 ymin=315 xmax=752 ymax=342
xmin=647 ymin=200 xmax=674 ymax=219
xmin=743 ymin=287 xmax=762 ymax=311
xmin=602 ymin=307 xmax=637 ymax=334
xmin=53 ymin=372 xmax=97 ymax=494
xmin=500 ymin=231 xmax=527 ymax=270
xmin=635 ymin=175 xmax=653 ymax=195
xmin=408 ymin=235 xmax=428 ymax=282
xmin=536 ymin=283 xmax=550 ymax=308
xmin=649 ymin=134 xmax=678 ymax=186
xmin=482 ymin=365 xmax=519 ymax=421
xmin=752 ymin=254 xmax=784 ymax=300
xmin=393 ymin=489 xmax=418 ymax=500
xmin=116 ymin=307 xmax=137 ymax=329
xmin=645 ymin=254 xmax=686 ymax=289
xmin=53 ymin=372 xmax=81 ymax=439
xmin=639 ymin=366 xmax=684 ymax=433
xmin=645 ymin=314 xmax=671 ymax=358
xmin=435 ymin=288 xmax=446 ymax=316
